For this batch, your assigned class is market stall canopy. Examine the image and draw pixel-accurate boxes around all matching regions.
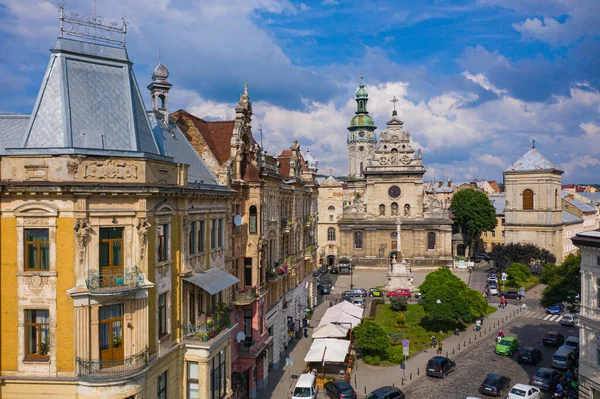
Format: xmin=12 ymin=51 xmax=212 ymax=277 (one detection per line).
xmin=312 ymin=323 xmax=350 ymax=339
xmin=304 ymin=338 xmax=351 ymax=363
xmin=319 ymin=301 xmax=364 ymax=328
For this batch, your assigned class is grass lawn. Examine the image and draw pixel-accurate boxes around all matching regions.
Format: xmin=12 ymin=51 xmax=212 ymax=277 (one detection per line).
xmin=372 ymin=303 xmax=497 ymax=366
xmin=502 ymin=277 xmax=539 ymax=291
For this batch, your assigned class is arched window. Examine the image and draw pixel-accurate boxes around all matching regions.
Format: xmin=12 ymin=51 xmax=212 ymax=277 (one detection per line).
xmin=328 ymin=206 xmax=335 ymax=212
xmin=404 ymin=204 xmax=411 ymax=217
xmin=427 ymin=232 xmax=436 ymax=250
xmin=354 ymin=231 xmax=363 ymax=249
xmin=327 ymin=228 xmax=336 ymax=241
xmin=555 ymin=189 xmax=559 ymax=209
xmin=379 ymin=204 xmax=385 ymax=216
xmin=522 ymin=189 xmax=534 ymax=210
xmin=249 ymin=205 xmax=257 ymax=234
xmin=378 ymin=247 xmax=385 ymax=257
xmin=360 ymin=162 xmax=364 ymax=176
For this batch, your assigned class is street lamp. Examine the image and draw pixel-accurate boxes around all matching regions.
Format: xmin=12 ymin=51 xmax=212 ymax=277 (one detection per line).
xmin=349 ymin=257 xmax=354 ymax=290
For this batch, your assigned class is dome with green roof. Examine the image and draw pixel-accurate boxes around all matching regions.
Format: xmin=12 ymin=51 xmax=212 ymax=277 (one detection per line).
xmin=348 ymin=77 xmax=376 ymax=132
xmin=350 ymin=114 xmax=374 ymax=127
xmin=356 ymin=82 xmax=368 ymax=99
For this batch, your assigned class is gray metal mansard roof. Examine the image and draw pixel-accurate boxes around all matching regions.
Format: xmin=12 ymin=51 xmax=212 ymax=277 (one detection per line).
xmin=489 ymin=193 xmax=506 ymax=215
xmin=562 ymin=211 xmax=583 ymax=225
xmin=504 ymin=148 xmax=563 ymax=174
xmin=6 ymin=38 xmax=162 ymax=158
xmin=0 ymin=114 xmax=29 ymax=153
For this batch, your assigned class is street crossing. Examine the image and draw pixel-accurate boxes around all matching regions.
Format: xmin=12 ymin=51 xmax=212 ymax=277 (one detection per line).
xmin=520 ymin=310 xmax=568 ymax=323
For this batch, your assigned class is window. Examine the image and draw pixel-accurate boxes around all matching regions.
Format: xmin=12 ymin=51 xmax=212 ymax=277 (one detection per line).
xmin=159 ymin=293 xmax=168 ymax=338
xmin=187 ymin=362 xmax=199 ymax=399
xmin=189 ymin=291 xmax=196 ymax=325
xmin=492 ymin=231 xmax=496 ymax=238
xmin=158 ymin=224 xmax=170 ymax=262
xmin=211 ymin=220 xmax=217 ymax=250
xmin=328 ymin=206 xmax=335 ymax=212
xmin=99 ymin=304 xmax=123 ymax=362
xmin=502 ymin=231 xmax=505 ymax=238
xmin=99 ymin=227 xmax=124 ymax=285
xmin=211 ymin=350 xmax=227 ymax=399
xmin=189 ymin=221 xmax=196 ymax=255
xmin=249 ymin=206 xmax=257 ymax=234
xmin=218 ymin=218 xmax=223 ymax=248
xmin=244 ymin=258 xmax=252 ymax=286
xmin=501 ymin=218 xmax=505 ymax=226
xmin=597 ymin=278 xmax=600 ymax=308
xmin=522 ymin=189 xmax=534 ymax=210
xmin=597 ymin=256 xmax=600 ymax=267
xmin=329 ymin=215 xmax=333 ymax=222
xmin=25 ymin=309 xmax=49 ymax=360
xmin=198 ymin=221 xmax=206 ymax=252
xmin=244 ymin=309 xmax=253 ymax=340
xmin=25 ymin=229 xmax=49 ymax=271
xmin=354 ymin=231 xmax=363 ymax=249
xmin=427 ymin=232 xmax=436 ymax=250
xmin=327 ymin=228 xmax=336 ymax=241
xmin=157 ymin=371 xmax=167 ymax=399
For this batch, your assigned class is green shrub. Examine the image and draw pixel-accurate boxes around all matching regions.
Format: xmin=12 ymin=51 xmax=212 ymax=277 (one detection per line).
xmin=374 ymin=298 xmax=385 ymax=305
xmin=393 ymin=313 xmax=406 ymax=328
xmin=386 ymin=345 xmax=406 ymax=364
xmin=363 ymin=354 xmax=381 ymax=365
xmin=390 ymin=296 xmax=408 ymax=311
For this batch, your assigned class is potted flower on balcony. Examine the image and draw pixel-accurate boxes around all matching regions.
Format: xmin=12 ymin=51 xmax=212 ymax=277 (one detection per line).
xmin=206 ymin=314 xmax=214 ymax=326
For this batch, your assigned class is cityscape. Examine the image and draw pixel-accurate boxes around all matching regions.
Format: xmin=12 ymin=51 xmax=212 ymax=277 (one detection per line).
xmin=0 ymin=1 xmax=598 ymax=399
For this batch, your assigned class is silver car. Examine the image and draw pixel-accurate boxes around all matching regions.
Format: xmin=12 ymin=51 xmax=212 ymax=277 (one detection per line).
xmin=560 ymin=314 xmax=577 ymax=327
xmin=551 ymin=345 xmax=577 ymax=370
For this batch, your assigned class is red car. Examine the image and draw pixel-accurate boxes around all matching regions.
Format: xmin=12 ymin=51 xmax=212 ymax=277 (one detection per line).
xmin=387 ymin=289 xmax=411 ymax=298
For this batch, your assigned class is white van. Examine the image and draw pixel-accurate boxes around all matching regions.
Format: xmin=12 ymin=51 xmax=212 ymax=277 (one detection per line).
xmin=292 ymin=373 xmax=318 ymax=399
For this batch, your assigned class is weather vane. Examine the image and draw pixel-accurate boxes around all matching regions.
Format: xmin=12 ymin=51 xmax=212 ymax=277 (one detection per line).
xmin=59 ymin=0 xmax=128 ymax=48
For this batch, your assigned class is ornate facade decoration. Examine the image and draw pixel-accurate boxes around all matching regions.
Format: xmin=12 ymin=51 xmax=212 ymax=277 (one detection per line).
xmin=74 ymin=218 xmax=92 ymax=265
xmin=136 ymin=217 xmax=151 ymax=261
xmin=83 ymin=160 xmax=138 ymax=180
xmin=23 ymin=217 xmax=49 ymax=227
xmin=23 ymin=274 xmax=51 ymax=294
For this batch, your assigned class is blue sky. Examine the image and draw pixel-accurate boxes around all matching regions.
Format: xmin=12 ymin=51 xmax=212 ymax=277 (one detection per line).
xmin=1 ymin=0 xmax=599 ymax=182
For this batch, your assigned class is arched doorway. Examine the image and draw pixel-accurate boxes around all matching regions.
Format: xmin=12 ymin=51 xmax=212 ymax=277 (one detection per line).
xmin=327 ymin=255 xmax=335 ymax=267
xmin=457 ymin=244 xmax=466 ymax=257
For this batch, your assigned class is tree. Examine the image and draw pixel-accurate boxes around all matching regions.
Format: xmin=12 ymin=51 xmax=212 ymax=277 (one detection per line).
xmin=450 ymin=189 xmax=497 ymax=256
xmin=460 ymin=288 xmax=488 ymax=318
xmin=390 ymin=296 xmax=408 ymax=311
xmin=353 ymin=320 xmax=389 ymax=356
xmin=419 ymin=268 xmax=468 ymax=296
xmin=490 ymin=243 xmax=556 ymax=272
xmin=505 ymin=262 xmax=532 ymax=286
xmin=541 ymin=253 xmax=581 ymax=312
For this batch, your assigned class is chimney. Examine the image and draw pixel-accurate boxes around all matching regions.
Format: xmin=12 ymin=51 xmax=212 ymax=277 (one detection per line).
xmin=448 ymin=180 xmax=452 ymax=187
xmin=438 ymin=181 xmax=443 ymax=188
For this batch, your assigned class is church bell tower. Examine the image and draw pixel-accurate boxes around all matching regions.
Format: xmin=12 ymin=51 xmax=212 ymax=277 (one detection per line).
xmin=347 ymin=76 xmax=377 ymax=179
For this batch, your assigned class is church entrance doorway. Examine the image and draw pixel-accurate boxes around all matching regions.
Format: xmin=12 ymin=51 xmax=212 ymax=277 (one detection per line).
xmin=327 ymin=255 xmax=335 ymax=267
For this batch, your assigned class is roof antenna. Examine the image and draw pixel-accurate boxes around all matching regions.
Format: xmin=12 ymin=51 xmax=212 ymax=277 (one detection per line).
xmin=530 ymin=138 xmax=536 ymax=149
xmin=259 ymin=124 xmax=264 ymax=150
xmin=158 ymin=48 xmax=161 ymax=64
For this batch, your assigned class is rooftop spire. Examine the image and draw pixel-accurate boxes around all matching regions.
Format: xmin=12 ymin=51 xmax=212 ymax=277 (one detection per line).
xmin=530 ymin=138 xmax=536 ymax=149
xmin=391 ymin=96 xmax=398 ymax=117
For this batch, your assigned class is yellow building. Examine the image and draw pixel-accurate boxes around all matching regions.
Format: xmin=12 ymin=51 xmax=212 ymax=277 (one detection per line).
xmin=481 ymin=194 xmax=506 ymax=252
xmin=0 ymin=11 xmax=238 ymax=399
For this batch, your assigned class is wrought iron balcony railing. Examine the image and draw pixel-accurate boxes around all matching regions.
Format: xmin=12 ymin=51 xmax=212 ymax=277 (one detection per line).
xmin=182 ymin=312 xmax=232 ymax=343
xmin=76 ymin=348 xmax=148 ymax=381
xmin=86 ymin=266 xmax=145 ymax=291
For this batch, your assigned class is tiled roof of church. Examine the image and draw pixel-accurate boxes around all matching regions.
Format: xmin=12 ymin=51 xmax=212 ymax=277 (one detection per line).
xmin=505 ymin=148 xmax=562 ymax=173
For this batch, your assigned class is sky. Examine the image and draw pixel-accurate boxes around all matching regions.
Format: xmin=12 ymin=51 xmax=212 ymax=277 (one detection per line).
xmin=0 ymin=0 xmax=599 ymax=183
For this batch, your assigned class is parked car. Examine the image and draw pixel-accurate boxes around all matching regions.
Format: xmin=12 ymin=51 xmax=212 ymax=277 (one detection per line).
xmin=495 ymin=337 xmax=519 ymax=356
xmin=321 ymin=279 xmax=333 ymax=289
xmin=352 ymin=298 xmax=365 ymax=308
xmin=478 ymin=373 xmax=510 ymax=397
xmin=564 ymin=336 xmax=579 ymax=350
xmin=413 ymin=291 xmax=422 ymax=299
xmin=386 ymin=289 xmax=411 ymax=298
xmin=341 ymin=290 xmax=362 ymax=298
xmin=324 ymin=380 xmax=357 ymax=399
xmin=340 ymin=296 xmax=352 ymax=303
xmin=506 ymin=384 xmax=541 ymax=399
xmin=369 ymin=288 xmax=383 ymax=297
xmin=542 ymin=331 xmax=565 ymax=346
xmin=546 ymin=303 xmax=564 ymax=315
xmin=473 ymin=253 xmax=491 ymax=262
xmin=354 ymin=288 xmax=368 ymax=297
xmin=426 ymin=356 xmax=456 ymax=378
xmin=292 ymin=373 xmax=318 ymax=399
xmin=529 ymin=367 xmax=561 ymax=391
xmin=517 ymin=346 xmax=542 ymax=364
xmin=488 ymin=285 xmax=499 ymax=296
xmin=365 ymin=386 xmax=405 ymax=399
xmin=500 ymin=290 xmax=522 ymax=300
xmin=330 ymin=266 xmax=339 ymax=274
xmin=320 ymin=285 xmax=331 ymax=295
xmin=560 ymin=313 xmax=577 ymax=327
xmin=551 ymin=345 xmax=577 ymax=370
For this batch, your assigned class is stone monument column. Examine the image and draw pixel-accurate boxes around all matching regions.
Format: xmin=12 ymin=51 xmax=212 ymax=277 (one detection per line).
xmin=396 ymin=218 xmax=402 ymax=254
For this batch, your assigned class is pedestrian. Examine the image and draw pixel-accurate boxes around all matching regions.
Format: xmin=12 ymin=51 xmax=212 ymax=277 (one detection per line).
xmin=437 ymin=342 xmax=443 ymax=356
xmin=431 ymin=334 xmax=437 ymax=349
xmin=303 ymin=326 xmax=308 ymax=339
xmin=480 ymin=315 xmax=484 ymax=325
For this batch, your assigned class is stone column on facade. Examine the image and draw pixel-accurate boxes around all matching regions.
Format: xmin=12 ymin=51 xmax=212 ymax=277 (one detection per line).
xmin=74 ymin=305 xmax=90 ymax=360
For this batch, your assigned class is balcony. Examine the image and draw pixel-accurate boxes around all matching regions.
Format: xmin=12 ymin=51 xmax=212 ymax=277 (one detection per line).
xmin=86 ymin=266 xmax=145 ymax=292
xmin=182 ymin=310 xmax=232 ymax=343
xmin=234 ymin=285 xmax=268 ymax=306
xmin=76 ymin=348 xmax=148 ymax=381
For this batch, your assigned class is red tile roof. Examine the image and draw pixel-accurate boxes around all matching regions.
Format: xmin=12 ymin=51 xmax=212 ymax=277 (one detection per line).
xmin=172 ymin=109 xmax=234 ymax=165
xmin=242 ymin=162 xmax=261 ymax=182
xmin=488 ymin=180 xmax=501 ymax=193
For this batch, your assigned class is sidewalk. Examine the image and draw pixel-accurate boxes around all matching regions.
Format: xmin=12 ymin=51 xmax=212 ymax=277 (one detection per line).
xmin=262 ymin=296 xmax=332 ymax=399
xmin=353 ymin=303 xmax=526 ymax=397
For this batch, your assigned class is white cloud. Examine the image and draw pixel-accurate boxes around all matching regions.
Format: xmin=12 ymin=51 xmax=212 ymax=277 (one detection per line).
xmin=462 ymin=71 xmax=507 ymax=96
xmin=299 ymin=3 xmax=310 ymax=11
xmin=560 ymin=155 xmax=600 ymax=176
xmin=322 ymin=0 xmax=338 ymax=4
xmin=478 ymin=154 xmax=506 ymax=168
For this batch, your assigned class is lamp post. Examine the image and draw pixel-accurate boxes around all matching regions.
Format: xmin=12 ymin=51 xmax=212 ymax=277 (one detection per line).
xmin=349 ymin=257 xmax=354 ymax=290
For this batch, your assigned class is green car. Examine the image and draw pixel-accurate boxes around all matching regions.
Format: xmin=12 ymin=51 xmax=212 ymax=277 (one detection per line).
xmin=320 ymin=285 xmax=331 ymax=295
xmin=495 ymin=337 xmax=519 ymax=356
xmin=369 ymin=288 xmax=383 ymax=297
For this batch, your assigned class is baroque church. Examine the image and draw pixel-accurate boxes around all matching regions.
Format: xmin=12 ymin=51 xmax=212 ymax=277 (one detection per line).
xmin=317 ymin=79 xmax=454 ymax=269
